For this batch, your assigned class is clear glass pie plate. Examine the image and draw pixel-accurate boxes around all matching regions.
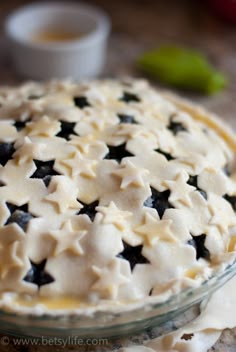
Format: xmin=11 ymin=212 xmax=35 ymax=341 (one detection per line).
xmin=0 ymin=259 xmax=235 ymax=339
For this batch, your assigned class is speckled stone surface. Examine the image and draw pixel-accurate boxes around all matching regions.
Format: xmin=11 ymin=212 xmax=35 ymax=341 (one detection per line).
xmin=0 ymin=0 xmax=236 ymax=351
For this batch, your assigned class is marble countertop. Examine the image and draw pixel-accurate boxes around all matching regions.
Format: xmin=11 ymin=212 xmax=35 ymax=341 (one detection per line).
xmin=0 ymin=0 xmax=236 ymax=351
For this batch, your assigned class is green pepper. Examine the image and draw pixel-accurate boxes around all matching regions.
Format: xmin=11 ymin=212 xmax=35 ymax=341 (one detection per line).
xmin=137 ymin=46 xmax=227 ymax=95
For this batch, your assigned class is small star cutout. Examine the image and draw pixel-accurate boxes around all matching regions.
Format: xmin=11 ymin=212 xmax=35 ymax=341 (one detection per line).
xmin=167 ymin=117 xmax=187 ymax=135
xmin=77 ymin=200 xmax=99 ymax=221
xmin=30 ymin=159 xmax=60 ymax=187
xmin=155 ymin=148 xmax=175 ymax=161
xmin=69 ymin=135 xmax=94 ymax=154
xmin=44 ymin=176 xmax=82 ymax=213
xmin=224 ymin=194 xmax=236 ymax=212
xmin=117 ymin=114 xmax=137 ymax=124
xmin=117 ymin=241 xmax=149 ymax=271
xmin=112 ymin=160 xmax=149 ymax=189
xmin=23 ymin=259 xmax=54 ymax=288
xmin=14 ymin=119 xmax=30 ymax=131
xmin=14 ymin=137 xmax=46 ymax=165
xmin=0 ymin=224 xmax=25 ymax=279
xmin=135 ymin=212 xmax=176 ymax=246
xmin=96 ymin=201 xmax=132 ymax=230
xmin=74 ymin=96 xmax=91 ymax=109
xmin=105 ymin=143 xmax=134 ymax=163
xmin=187 ymin=175 xmax=207 ymax=200
xmin=61 ymin=152 xmax=97 ymax=178
xmin=188 ymin=234 xmax=210 ymax=260
xmin=144 ymin=187 xmax=173 ymax=218
xmin=49 ymin=220 xmax=87 ymax=256
xmin=163 ymin=172 xmax=195 ymax=207
xmin=208 ymin=202 xmax=232 ymax=234
xmin=119 ymin=91 xmax=141 ymax=103
xmin=0 ymin=142 xmax=15 ymax=166
xmin=92 ymin=259 xmax=130 ymax=299
xmin=5 ymin=203 xmax=35 ymax=232
xmin=26 ymin=116 xmax=61 ymax=137
xmin=56 ymin=121 xmax=78 ymax=141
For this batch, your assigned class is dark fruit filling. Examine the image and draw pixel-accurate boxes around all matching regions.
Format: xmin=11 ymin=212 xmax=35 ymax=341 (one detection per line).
xmin=167 ymin=119 xmax=187 ymax=135
xmin=187 ymin=175 xmax=207 ymax=200
xmin=5 ymin=203 xmax=34 ymax=232
xmin=31 ymin=160 xmax=60 ymax=187
xmin=119 ymin=91 xmax=141 ymax=103
xmin=155 ymin=148 xmax=175 ymax=161
xmin=188 ymin=234 xmax=210 ymax=260
xmin=117 ymin=241 xmax=150 ymax=271
xmin=23 ymin=259 xmax=54 ymax=288
xmin=56 ymin=121 xmax=78 ymax=141
xmin=117 ymin=114 xmax=137 ymax=124
xmin=223 ymin=164 xmax=231 ymax=176
xmin=224 ymin=194 xmax=236 ymax=212
xmin=14 ymin=119 xmax=30 ymax=131
xmin=77 ymin=200 xmax=99 ymax=221
xmin=0 ymin=142 xmax=15 ymax=166
xmin=144 ymin=187 xmax=173 ymax=218
xmin=104 ymin=143 xmax=134 ymax=163
xmin=73 ymin=96 xmax=91 ymax=109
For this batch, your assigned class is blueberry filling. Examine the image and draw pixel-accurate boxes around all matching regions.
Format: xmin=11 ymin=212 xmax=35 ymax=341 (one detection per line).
xmin=31 ymin=160 xmax=60 ymax=187
xmin=144 ymin=187 xmax=173 ymax=219
xmin=119 ymin=91 xmax=141 ymax=103
xmin=223 ymin=164 xmax=231 ymax=176
xmin=117 ymin=241 xmax=150 ymax=271
xmin=188 ymin=234 xmax=210 ymax=260
xmin=14 ymin=119 xmax=30 ymax=131
xmin=167 ymin=119 xmax=187 ymax=135
xmin=5 ymin=203 xmax=34 ymax=232
xmin=28 ymin=95 xmax=43 ymax=100
xmin=223 ymin=194 xmax=236 ymax=212
xmin=117 ymin=114 xmax=137 ymax=124
xmin=187 ymin=175 xmax=207 ymax=200
xmin=0 ymin=180 xmax=5 ymax=187
xmin=73 ymin=96 xmax=91 ymax=109
xmin=23 ymin=259 xmax=54 ymax=288
xmin=56 ymin=121 xmax=78 ymax=141
xmin=0 ymin=142 xmax=15 ymax=166
xmin=77 ymin=200 xmax=99 ymax=221
xmin=104 ymin=143 xmax=134 ymax=163
xmin=155 ymin=148 xmax=175 ymax=161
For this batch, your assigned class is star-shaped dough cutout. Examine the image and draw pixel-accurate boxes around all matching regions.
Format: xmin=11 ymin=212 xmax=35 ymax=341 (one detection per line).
xmin=26 ymin=115 xmax=61 ymax=137
xmin=92 ymin=259 xmax=130 ymax=299
xmin=61 ymin=151 xmax=97 ymax=179
xmin=163 ymin=171 xmax=195 ymax=207
xmin=49 ymin=220 xmax=87 ymax=256
xmin=69 ymin=135 xmax=95 ymax=154
xmin=135 ymin=212 xmax=177 ymax=246
xmin=112 ymin=160 xmax=149 ymax=189
xmin=208 ymin=203 xmax=232 ymax=234
xmin=96 ymin=201 xmax=132 ymax=230
xmin=14 ymin=137 xmax=46 ymax=165
xmin=44 ymin=176 xmax=82 ymax=213
xmin=0 ymin=224 xmax=25 ymax=279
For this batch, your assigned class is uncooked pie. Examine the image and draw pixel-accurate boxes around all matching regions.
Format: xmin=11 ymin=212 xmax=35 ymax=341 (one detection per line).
xmin=0 ymin=79 xmax=236 ymax=314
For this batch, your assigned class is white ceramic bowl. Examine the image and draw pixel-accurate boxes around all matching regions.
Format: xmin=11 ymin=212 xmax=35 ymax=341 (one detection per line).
xmin=5 ymin=1 xmax=111 ymax=80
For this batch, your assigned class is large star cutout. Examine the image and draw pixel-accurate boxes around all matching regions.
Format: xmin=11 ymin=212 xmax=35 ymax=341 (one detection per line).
xmin=96 ymin=201 xmax=132 ymax=231
xmin=0 ymin=224 xmax=25 ymax=279
xmin=104 ymin=143 xmax=134 ymax=164
xmin=117 ymin=241 xmax=149 ymax=271
xmin=119 ymin=91 xmax=141 ymax=103
xmin=49 ymin=220 xmax=87 ymax=256
xmin=92 ymin=258 xmax=130 ymax=299
xmin=44 ymin=176 xmax=82 ymax=213
xmin=56 ymin=121 xmax=78 ymax=141
xmin=23 ymin=259 xmax=54 ymax=288
xmin=112 ymin=160 xmax=149 ymax=189
xmin=143 ymin=187 xmax=173 ymax=218
xmin=77 ymin=200 xmax=99 ymax=221
xmin=0 ymin=142 xmax=15 ymax=166
xmin=187 ymin=175 xmax=207 ymax=200
xmin=163 ymin=172 xmax=195 ymax=207
xmin=26 ymin=116 xmax=61 ymax=137
xmin=135 ymin=212 xmax=176 ymax=246
xmin=30 ymin=159 xmax=60 ymax=187
xmin=188 ymin=234 xmax=210 ymax=260
xmin=61 ymin=151 xmax=97 ymax=179
xmin=5 ymin=202 xmax=35 ymax=232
